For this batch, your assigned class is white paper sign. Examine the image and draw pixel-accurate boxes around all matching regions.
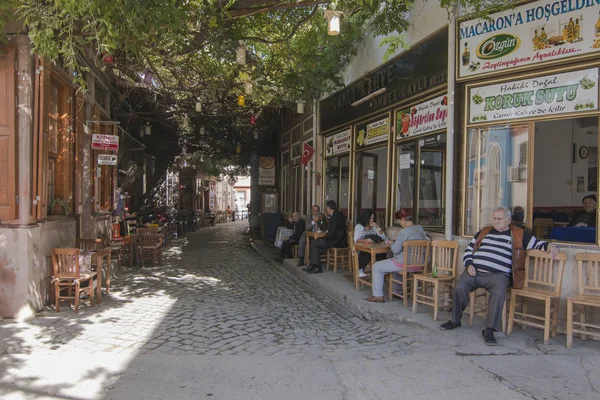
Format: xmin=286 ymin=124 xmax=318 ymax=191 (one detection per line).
xmin=325 ymin=129 xmax=351 ymax=156
xmin=97 ymin=154 xmax=117 ymax=165
xmin=396 ymin=94 xmax=448 ymax=140
xmin=459 ymin=0 xmax=600 ymax=78
xmin=399 ymin=153 xmax=412 ymax=170
xmin=469 ymin=68 xmax=599 ymax=124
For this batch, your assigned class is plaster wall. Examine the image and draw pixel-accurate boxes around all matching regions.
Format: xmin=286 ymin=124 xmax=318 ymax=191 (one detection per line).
xmin=0 ymin=218 xmax=76 ymax=319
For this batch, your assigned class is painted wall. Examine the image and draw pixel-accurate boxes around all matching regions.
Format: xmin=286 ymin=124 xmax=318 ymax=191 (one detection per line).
xmin=341 ymin=0 xmax=448 ymax=86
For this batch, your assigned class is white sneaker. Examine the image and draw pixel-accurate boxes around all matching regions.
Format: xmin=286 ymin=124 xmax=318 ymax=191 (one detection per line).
xmin=358 ymin=270 xmax=368 ymax=278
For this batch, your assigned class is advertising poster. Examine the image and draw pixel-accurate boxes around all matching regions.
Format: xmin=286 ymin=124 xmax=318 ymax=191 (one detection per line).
xmin=469 ymin=68 xmax=599 ymax=123
xmin=258 ymin=157 xmax=276 ymax=186
xmin=396 ymin=94 xmax=448 ymax=140
xmin=325 ymin=129 xmax=351 ymax=156
xmin=356 ymin=117 xmax=389 ymax=148
xmin=459 ymin=0 xmax=600 ymax=78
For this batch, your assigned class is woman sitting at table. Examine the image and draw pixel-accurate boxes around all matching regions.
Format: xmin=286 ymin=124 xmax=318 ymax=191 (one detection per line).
xmin=367 ymin=208 xmax=428 ymax=303
xmin=354 ymin=209 xmax=387 ymax=278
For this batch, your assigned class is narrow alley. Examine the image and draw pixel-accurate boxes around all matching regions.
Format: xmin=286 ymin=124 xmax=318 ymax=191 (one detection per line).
xmin=1 ymin=222 xmax=599 ymax=400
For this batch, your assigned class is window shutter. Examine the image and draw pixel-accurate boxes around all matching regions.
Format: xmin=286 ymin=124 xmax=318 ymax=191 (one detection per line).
xmin=0 ymin=47 xmax=17 ymax=221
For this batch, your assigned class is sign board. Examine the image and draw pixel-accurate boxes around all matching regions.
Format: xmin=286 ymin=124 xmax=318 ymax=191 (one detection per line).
xmin=459 ymin=0 xmax=600 ymax=78
xmin=325 ymin=129 xmax=351 ymax=156
xmin=468 ymin=67 xmax=599 ymax=124
xmin=92 ymin=134 xmax=119 ymax=151
xmin=356 ymin=117 xmax=389 ymax=149
xmin=258 ymin=157 xmax=276 ymax=186
xmin=396 ymin=94 xmax=448 ymax=140
xmin=97 ymin=154 xmax=117 ymax=166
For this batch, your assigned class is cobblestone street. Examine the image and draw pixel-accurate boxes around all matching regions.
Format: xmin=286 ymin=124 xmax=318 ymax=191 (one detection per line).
xmin=1 ymin=222 xmax=600 ymax=400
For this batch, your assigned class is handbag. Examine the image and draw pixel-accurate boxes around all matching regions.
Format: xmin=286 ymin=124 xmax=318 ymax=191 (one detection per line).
xmin=364 ymin=234 xmax=383 ymax=243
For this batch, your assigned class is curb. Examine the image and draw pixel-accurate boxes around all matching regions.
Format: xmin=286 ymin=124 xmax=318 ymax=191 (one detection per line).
xmin=249 ymin=238 xmax=447 ymax=331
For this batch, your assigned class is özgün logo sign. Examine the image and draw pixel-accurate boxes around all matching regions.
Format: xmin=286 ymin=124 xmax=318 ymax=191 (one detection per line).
xmin=476 ymin=34 xmax=520 ymax=60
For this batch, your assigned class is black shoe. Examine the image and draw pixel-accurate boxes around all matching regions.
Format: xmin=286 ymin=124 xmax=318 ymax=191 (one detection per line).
xmin=296 ymin=258 xmax=305 ymax=267
xmin=303 ymin=265 xmax=316 ymax=272
xmin=308 ymin=266 xmax=323 ymax=274
xmin=440 ymin=320 xmax=461 ymax=331
xmin=482 ymin=329 xmax=497 ymax=346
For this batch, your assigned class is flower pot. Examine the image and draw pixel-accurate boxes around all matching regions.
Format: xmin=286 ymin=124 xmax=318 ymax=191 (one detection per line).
xmin=51 ymin=203 xmax=66 ymax=216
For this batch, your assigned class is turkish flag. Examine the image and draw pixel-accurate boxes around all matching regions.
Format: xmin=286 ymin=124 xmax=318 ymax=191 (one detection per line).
xmin=302 ymin=143 xmax=315 ymax=165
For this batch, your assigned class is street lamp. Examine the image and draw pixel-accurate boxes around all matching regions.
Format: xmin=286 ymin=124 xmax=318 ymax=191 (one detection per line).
xmin=324 ymin=9 xmax=342 ymax=36
xmin=236 ymin=41 xmax=246 ymax=65
xmin=296 ymin=100 xmax=305 ymax=114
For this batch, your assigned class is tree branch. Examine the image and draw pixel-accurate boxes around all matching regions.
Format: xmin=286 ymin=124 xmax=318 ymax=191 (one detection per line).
xmin=240 ymin=6 xmax=318 ymax=44
xmin=226 ymin=0 xmax=328 ymax=18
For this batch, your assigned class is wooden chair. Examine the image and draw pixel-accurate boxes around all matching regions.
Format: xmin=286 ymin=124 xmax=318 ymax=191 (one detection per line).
xmin=137 ymin=227 xmax=163 ymax=267
xmin=507 ymin=249 xmax=568 ymax=345
xmin=51 ymin=248 xmax=96 ymax=313
xmin=566 ymin=253 xmax=600 ymax=348
xmin=468 ymin=288 xmax=509 ymax=333
xmin=77 ymin=238 xmax=112 ymax=295
xmin=388 ymin=240 xmax=431 ymax=307
xmin=326 ymin=229 xmax=351 ymax=273
xmin=533 ymin=218 xmax=554 ymax=239
xmin=413 ymin=240 xmax=459 ymax=320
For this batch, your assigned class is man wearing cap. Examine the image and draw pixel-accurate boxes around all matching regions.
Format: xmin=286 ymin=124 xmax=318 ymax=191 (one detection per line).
xmin=568 ymin=194 xmax=597 ymax=227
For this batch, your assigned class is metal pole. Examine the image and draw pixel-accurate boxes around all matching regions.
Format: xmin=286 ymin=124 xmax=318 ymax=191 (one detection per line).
xmin=445 ymin=3 xmax=458 ymax=240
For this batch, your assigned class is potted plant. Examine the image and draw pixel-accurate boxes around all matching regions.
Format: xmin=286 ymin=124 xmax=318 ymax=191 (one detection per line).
xmin=49 ymin=199 xmax=72 ymax=216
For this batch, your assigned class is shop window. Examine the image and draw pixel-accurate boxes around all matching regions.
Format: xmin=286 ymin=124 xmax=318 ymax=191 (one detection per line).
xmin=464 ymin=125 xmax=528 ymax=236
xmin=356 ymin=146 xmax=388 ymax=225
xmin=396 ymin=134 xmax=446 ymax=230
xmin=46 ymin=79 xmax=74 ymax=216
xmin=325 ymin=155 xmax=349 ymax=216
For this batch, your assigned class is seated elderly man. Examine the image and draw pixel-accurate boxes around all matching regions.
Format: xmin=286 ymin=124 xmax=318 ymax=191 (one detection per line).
xmin=568 ymin=194 xmax=597 ymax=227
xmin=440 ymin=206 xmax=556 ymax=346
xmin=275 ymin=211 xmax=306 ymax=262
xmin=304 ymin=200 xmax=347 ymax=274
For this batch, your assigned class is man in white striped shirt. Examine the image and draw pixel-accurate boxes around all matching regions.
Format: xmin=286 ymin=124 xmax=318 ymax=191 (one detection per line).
xmin=440 ymin=206 xmax=556 ymax=345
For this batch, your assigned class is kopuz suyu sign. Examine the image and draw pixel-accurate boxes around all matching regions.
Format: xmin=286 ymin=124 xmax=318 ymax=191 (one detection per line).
xmin=91 ymin=134 xmax=119 ymax=151
xmin=355 ymin=117 xmax=389 ymax=149
xmin=459 ymin=0 xmax=600 ymax=79
xmin=468 ymin=67 xmax=599 ymax=123
xmin=396 ymin=94 xmax=449 ymax=140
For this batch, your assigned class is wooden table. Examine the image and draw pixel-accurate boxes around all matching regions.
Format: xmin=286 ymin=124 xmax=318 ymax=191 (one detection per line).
xmin=353 ymin=242 xmax=390 ymax=290
xmin=305 ymin=230 xmax=326 ymax=262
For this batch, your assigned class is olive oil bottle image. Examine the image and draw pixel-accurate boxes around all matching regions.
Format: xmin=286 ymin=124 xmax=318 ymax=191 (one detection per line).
xmin=533 ymin=30 xmax=539 ymax=50
xmin=568 ymin=17 xmax=575 ymax=42
xmin=574 ymin=19 xmax=581 ymax=41
xmin=540 ymin=27 xmax=548 ymax=46
xmin=596 ymin=10 xmax=600 ymax=37
xmin=462 ymin=42 xmax=470 ymax=66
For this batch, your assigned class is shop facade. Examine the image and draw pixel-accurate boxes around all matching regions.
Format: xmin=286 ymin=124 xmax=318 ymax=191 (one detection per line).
xmin=320 ymin=28 xmax=449 ymax=227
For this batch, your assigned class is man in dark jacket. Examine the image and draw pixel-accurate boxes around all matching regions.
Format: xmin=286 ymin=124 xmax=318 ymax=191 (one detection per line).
xmin=305 ymin=200 xmax=347 ymax=274
xmin=568 ymin=194 xmax=597 ymax=227
xmin=276 ymin=211 xmax=306 ymax=262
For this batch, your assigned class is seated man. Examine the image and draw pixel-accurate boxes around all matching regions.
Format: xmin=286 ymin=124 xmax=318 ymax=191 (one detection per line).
xmin=276 ymin=211 xmax=306 ymax=262
xmin=304 ymin=200 xmax=347 ymax=274
xmin=440 ymin=206 xmax=556 ymax=346
xmin=568 ymin=194 xmax=597 ymax=227
xmin=297 ymin=204 xmax=326 ymax=267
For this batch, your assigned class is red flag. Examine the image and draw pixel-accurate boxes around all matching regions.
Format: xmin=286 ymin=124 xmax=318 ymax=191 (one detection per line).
xmin=302 ymin=143 xmax=315 ymax=165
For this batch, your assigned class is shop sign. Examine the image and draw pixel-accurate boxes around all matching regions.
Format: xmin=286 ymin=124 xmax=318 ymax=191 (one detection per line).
xmin=97 ymin=154 xmax=117 ymax=166
xmin=258 ymin=156 xmax=276 ymax=186
xmin=396 ymin=94 xmax=448 ymax=140
xmin=356 ymin=117 xmax=389 ymax=148
xmin=468 ymin=67 xmax=599 ymax=124
xmin=459 ymin=0 xmax=600 ymax=79
xmin=91 ymin=134 xmax=119 ymax=151
xmin=325 ymin=129 xmax=351 ymax=156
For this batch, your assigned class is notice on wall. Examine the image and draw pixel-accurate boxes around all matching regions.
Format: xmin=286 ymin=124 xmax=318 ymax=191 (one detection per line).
xmin=258 ymin=157 xmax=276 ymax=186
xmin=399 ymin=153 xmax=412 ymax=170
xmin=356 ymin=117 xmax=389 ymax=148
xmin=97 ymin=154 xmax=117 ymax=166
xmin=459 ymin=0 xmax=600 ymax=78
xmin=396 ymin=94 xmax=448 ymax=140
xmin=92 ymin=134 xmax=119 ymax=151
xmin=325 ymin=129 xmax=351 ymax=156
xmin=469 ymin=67 xmax=599 ymax=124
